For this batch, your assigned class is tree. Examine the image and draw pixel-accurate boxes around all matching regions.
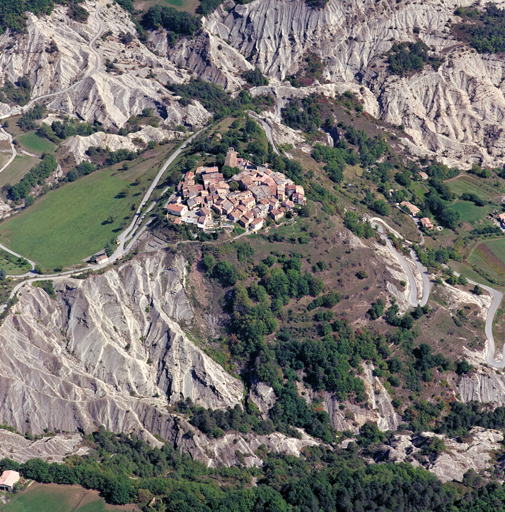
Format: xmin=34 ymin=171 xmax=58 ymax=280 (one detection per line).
xmin=358 ymin=422 xmax=385 ymax=447
xmin=102 ymin=477 xmax=135 ymax=505
xmin=439 ymin=207 xmax=461 ymax=229
xmin=21 ymin=458 xmax=52 ymax=482
xmin=473 ymin=284 xmax=484 ymax=296
xmin=202 ymin=253 xmax=215 ymax=272
xmin=368 ymin=298 xmax=385 ymax=319
xmin=456 ymin=359 xmax=474 ymax=375
xmin=372 ymin=199 xmax=390 ymax=216
xmin=213 ymin=261 xmax=237 ymax=287
xmin=67 ymin=169 xmax=78 ymax=182
xmin=243 ymin=68 xmax=269 ymax=87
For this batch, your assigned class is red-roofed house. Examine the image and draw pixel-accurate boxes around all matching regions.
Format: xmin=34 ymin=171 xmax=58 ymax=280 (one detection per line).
xmin=166 ymin=203 xmax=188 ymax=216
xmin=420 ymin=217 xmax=434 ymax=230
xmin=228 ymin=209 xmax=242 ymax=223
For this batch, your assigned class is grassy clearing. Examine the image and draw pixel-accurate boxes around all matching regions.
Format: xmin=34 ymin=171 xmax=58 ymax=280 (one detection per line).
xmin=467 ymin=249 xmax=505 ymax=285
xmin=410 ymin=181 xmax=428 ymax=200
xmin=485 ymin=239 xmax=505 ymax=266
xmin=134 ymin=0 xmax=199 ymax=13
xmin=450 ymin=200 xmax=493 ymax=223
xmin=0 ymin=154 xmax=39 ymax=189
xmin=446 ymin=176 xmax=498 ymax=201
xmin=0 ymin=248 xmax=32 ymax=275
xmin=3 ymin=115 xmax=24 ymax=137
xmin=450 ymin=260 xmax=496 ymax=287
xmin=16 ymin=131 xmax=56 ymax=155
xmin=0 ymin=151 xmax=10 ymax=170
xmin=0 ymin=169 xmax=133 ymax=270
xmin=344 ymin=164 xmax=363 ymax=179
xmin=0 ymin=145 xmax=173 ymax=270
xmin=2 ymin=483 xmax=110 ymax=512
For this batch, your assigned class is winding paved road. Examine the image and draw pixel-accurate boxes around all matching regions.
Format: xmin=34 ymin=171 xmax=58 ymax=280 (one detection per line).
xmin=1 ymin=128 xmax=205 ymax=307
xmin=371 ymin=215 xmax=505 ymax=368
xmin=248 ymin=112 xmax=280 ymax=155
xmin=370 ymin=217 xmax=430 ymax=307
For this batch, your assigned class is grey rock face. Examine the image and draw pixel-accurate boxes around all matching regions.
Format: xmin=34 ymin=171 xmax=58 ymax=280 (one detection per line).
xmin=458 ymin=370 xmax=505 ymax=405
xmin=249 ymin=382 xmax=276 ymax=415
xmin=166 ymin=32 xmax=253 ymax=91
xmin=0 ymin=251 xmax=243 ymax=440
xmin=174 ymin=422 xmax=320 ymax=467
xmin=0 ymin=2 xmax=211 ymax=130
xmin=0 ymin=431 xmax=88 ymax=463
xmin=204 ymin=0 xmax=505 ymax=168
xmin=378 ymin=428 xmax=503 ymax=483
xmin=304 ymin=362 xmax=400 ymax=434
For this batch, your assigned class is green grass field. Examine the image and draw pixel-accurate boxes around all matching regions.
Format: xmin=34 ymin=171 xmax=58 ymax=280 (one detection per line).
xmin=450 ymin=200 xmax=493 ymax=223
xmin=2 ymin=483 xmax=111 ymax=512
xmin=0 ymin=145 xmax=172 ymax=270
xmin=467 ymin=249 xmax=505 ymax=285
xmin=0 ymin=248 xmax=32 ymax=275
xmin=410 ymin=181 xmax=429 ymax=200
xmin=0 ymin=151 xmax=10 ymax=170
xmin=485 ymin=239 xmax=505 ymax=266
xmin=0 ymin=155 xmax=39 ymax=189
xmin=450 ymin=260 xmax=498 ymax=289
xmin=16 ymin=132 xmax=56 ymax=155
xmin=446 ymin=176 xmax=497 ymax=202
xmin=0 ymin=170 xmax=140 ymax=270
xmin=135 ymin=0 xmax=199 ymax=13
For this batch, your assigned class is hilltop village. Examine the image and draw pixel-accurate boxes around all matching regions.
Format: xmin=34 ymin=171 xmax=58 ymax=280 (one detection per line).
xmin=165 ymin=148 xmax=306 ymax=231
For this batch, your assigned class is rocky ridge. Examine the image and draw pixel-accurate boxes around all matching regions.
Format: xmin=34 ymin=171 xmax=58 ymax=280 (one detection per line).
xmin=201 ymin=0 xmax=505 ymax=168
xmin=1 ymin=0 xmax=505 ymax=166
xmin=0 ymin=1 xmax=211 ymax=129
xmin=61 ymin=125 xmax=186 ymax=164
xmin=0 ymin=251 xmax=243 ymax=443
xmin=0 ymin=245 xmax=408 ymax=464
xmin=378 ymin=427 xmax=503 ymax=483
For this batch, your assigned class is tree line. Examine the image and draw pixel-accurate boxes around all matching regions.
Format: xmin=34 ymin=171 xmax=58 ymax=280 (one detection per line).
xmin=5 ymin=425 xmax=505 ymax=510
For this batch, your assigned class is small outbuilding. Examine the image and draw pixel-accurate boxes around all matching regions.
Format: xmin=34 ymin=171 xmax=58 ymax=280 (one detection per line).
xmin=420 ymin=217 xmax=434 ymax=230
xmin=0 ymin=470 xmax=20 ymax=492
xmin=400 ymin=201 xmax=420 ymax=216
xmin=96 ymin=254 xmax=109 ymax=265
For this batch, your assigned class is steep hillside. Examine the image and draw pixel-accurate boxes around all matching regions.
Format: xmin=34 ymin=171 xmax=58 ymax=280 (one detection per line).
xmin=198 ymin=0 xmax=505 ymax=168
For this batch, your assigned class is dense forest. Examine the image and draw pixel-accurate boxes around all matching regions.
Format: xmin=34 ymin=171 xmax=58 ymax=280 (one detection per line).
xmin=3 ymin=424 xmax=505 ymax=510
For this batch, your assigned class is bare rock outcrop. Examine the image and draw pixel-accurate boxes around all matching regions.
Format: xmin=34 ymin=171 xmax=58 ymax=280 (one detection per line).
xmin=306 ymin=362 xmax=400 ymax=433
xmin=249 ymin=382 xmax=276 ymax=415
xmin=46 ymin=72 xmax=211 ymax=130
xmin=0 ymin=1 xmax=211 ymax=129
xmin=378 ymin=428 xmax=503 ymax=483
xmin=165 ymin=31 xmax=253 ymax=91
xmin=174 ymin=422 xmax=320 ymax=467
xmin=204 ymin=0 xmax=505 ymax=168
xmin=62 ymin=126 xmax=186 ymax=164
xmin=0 ymin=251 xmax=243 ymax=441
xmin=458 ymin=369 xmax=505 ymax=405
xmin=0 ymin=431 xmax=88 ymax=463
